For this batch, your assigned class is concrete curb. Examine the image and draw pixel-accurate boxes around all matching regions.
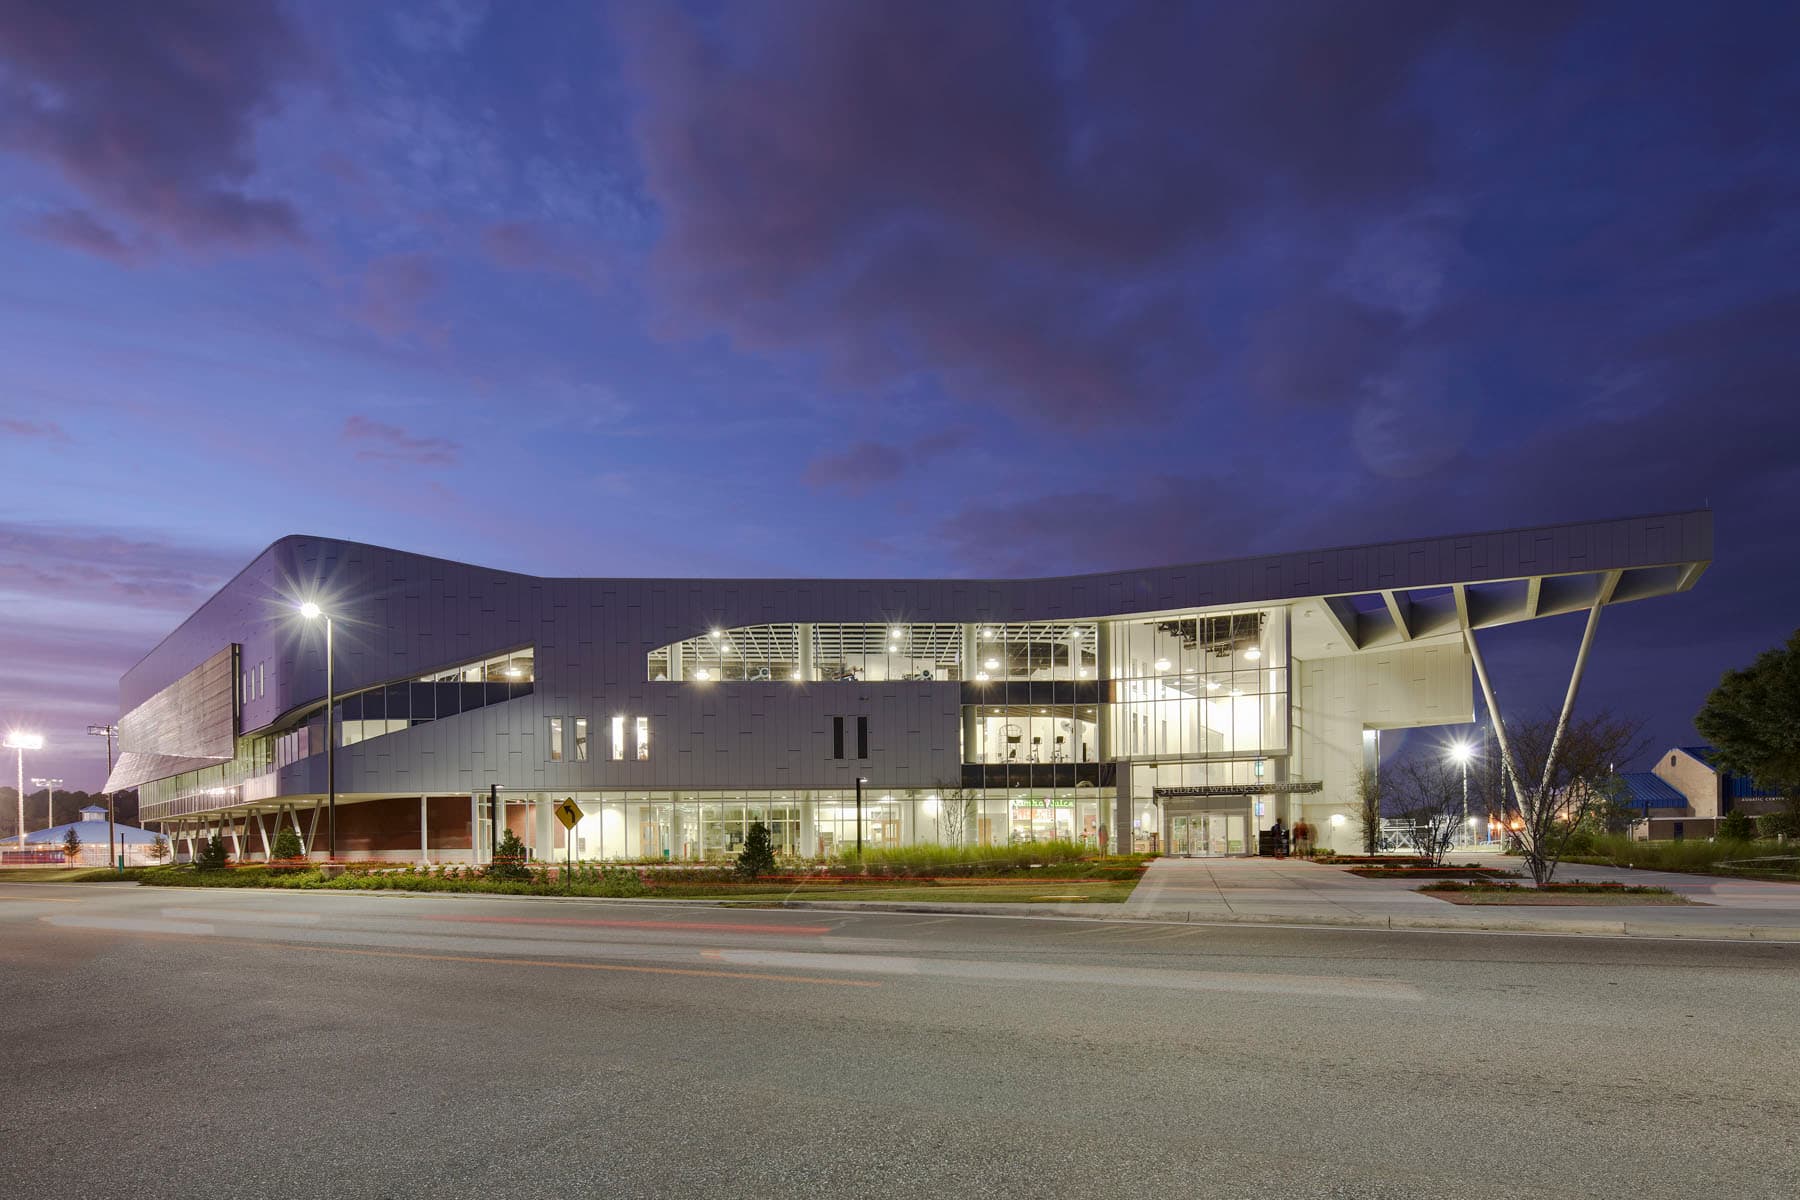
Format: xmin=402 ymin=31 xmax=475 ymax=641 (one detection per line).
xmin=755 ymin=898 xmax=1800 ymax=941
xmin=34 ymin=879 xmax=1800 ymax=940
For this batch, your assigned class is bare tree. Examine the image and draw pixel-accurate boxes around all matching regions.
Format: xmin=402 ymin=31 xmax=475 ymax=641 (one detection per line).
xmin=1492 ymin=710 xmax=1645 ymax=884
xmin=934 ymin=781 xmax=976 ymax=847
xmin=1387 ymin=756 xmax=1465 ymax=866
xmin=1353 ymin=767 xmax=1384 ymax=855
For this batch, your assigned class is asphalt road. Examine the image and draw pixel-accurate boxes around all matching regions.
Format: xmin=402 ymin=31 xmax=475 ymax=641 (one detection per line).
xmin=2 ymin=882 xmax=1795 ymax=1200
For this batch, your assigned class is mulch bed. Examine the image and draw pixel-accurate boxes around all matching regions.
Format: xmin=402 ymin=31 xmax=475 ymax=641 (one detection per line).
xmin=1425 ymin=891 xmax=1695 ymax=906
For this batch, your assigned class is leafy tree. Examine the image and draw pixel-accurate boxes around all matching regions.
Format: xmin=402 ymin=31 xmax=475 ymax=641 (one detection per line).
xmin=1353 ymin=767 xmax=1384 ymax=854
xmin=195 ymin=834 xmax=230 ymax=871
xmin=1717 ymin=809 xmax=1756 ymax=842
xmin=1696 ymin=629 xmax=1800 ymax=828
xmin=271 ymin=825 xmax=305 ymax=860
xmin=62 ymin=827 xmax=82 ymax=864
xmin=736 ymin=820 xmax=776 ymax=879
xmin=146 ymin=834 xmax=171 ymax=863
xmin=488 ymin=829 xmax=530 ymax=881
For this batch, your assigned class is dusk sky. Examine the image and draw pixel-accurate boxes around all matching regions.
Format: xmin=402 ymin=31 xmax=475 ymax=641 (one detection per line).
xmin=2 ymin=0 xmax=1796 ymax=791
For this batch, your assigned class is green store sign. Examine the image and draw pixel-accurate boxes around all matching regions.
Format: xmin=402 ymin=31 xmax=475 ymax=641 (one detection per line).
xmin=1013 ymin=796 xmax=1074 ymax=808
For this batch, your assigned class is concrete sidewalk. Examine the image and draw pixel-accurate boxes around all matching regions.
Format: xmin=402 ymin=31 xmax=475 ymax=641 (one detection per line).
xmin=1109 ymin=855 xmax=1800 ymax=939
xmin=762 ymin=856 xmax=1800 ymax=939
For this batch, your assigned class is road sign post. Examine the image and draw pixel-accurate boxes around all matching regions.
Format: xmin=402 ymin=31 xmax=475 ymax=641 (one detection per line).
xmin=554 ymin=797 xmax=581 ymax=888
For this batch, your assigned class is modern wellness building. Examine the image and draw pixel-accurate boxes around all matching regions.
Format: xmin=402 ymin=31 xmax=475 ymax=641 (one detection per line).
xmin=109 ymin=512 xmax=1712 ymax=863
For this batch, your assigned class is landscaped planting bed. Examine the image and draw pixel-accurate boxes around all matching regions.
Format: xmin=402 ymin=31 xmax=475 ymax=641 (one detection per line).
xmin=1417 ymin=880 xmax=1693 ymax=906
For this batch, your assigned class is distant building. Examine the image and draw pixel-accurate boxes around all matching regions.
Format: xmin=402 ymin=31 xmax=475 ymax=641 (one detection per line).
xmin=1623 ymin=746 xmax=1787 ymax=839
xmin=13 ymin=805 xmax=165 ymax=866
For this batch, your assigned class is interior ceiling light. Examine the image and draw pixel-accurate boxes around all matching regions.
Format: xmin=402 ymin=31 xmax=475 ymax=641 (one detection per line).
xmin=710 ymin=629 xmax=721 ymax=638
xmin=1154 ymin=658 xmax=1171 ymax=671
xmin=888 ymin=645 xmax=898 ymax=653
xmin=505 ymin=667 xmax=522 ymax=678
xmin=1205 ymin=679 xmax=1221 ymax=690
xmin=1244 ymin=646 xmax=1262 ymax=661
xmin=694 ymin=668 xmax=711 ymax=680
xmin=791 ymin=671 xmax=803 ymax=681
xmin=982 ymin=629 xmax=995 ymax=639
xmin=975 ymin=672 xmax=990 ymax=682
xmin=889 ymin=627 xmax=903 ymax=638
xmin=1229 ymin=688 xmax=1244 ymax=697
xmin=984 ymin=658 xmax=999 ymax=669
xmin=1077 ymin=668 xmax=1089 ymax=678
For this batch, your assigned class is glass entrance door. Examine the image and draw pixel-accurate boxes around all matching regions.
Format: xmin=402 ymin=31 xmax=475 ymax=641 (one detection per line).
xmin=1169 ymin=810 xmax=1249 ymax=856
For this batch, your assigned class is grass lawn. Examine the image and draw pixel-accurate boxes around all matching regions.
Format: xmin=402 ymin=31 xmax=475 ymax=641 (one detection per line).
xmin=654 ymin=878 xmax=1140 ymax=904
xmin=0 ymin=867 xmax=125 ymax=882
xmin=1559 ymin=836 xmax=1800 ymax=881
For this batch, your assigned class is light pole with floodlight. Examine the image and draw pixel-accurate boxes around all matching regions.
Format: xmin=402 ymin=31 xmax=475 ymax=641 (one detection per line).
xmin=299 ymin=601 xmax=337 ymax=860
xmin=33 ymin=777 xmax=64 ymax=837
xmin=6 ymin=732 xmax=44 ymax=847
xmin=855 ymin=777 xmax=867 ymax=859
xmin=1448 ymin=741 xmax=1474 ymax=845
xmin=89 ymin=724 xmax=119 ymax=870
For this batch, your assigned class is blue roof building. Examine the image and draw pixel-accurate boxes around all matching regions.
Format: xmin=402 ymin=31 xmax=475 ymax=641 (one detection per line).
xmin=22 ymin=805 xmax=162 ymax=847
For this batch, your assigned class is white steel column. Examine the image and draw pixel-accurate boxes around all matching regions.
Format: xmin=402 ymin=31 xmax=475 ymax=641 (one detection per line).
xmin=535 ymin=798 xmax=553 ymax=862
xmin=420 ymin=795 xmax=429 ymax=864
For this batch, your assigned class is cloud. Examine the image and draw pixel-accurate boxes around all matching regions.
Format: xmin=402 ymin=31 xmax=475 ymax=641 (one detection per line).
xmin=0 ymin=522 xmax=249 ymax=612
xmin=21 ymin=207 xmax=137 ymax=263
xmin=611 ymin=1 xmax=1574 ymax=425
xmin=480 ymin=221 xmax=604 ymax=288
xmin=391 ymin=0 xmax=489 ymax=54
xmin=0 ymin=0 xmax=316 ymax=253
xmin=804 ymin=428 xmax=972 ymax=494
xmin=341 ymin=415 xmax=460 ymax=466
xmin=351 ymin=253 xmax=444 ymax=341
xmin=2 ymin=418 xmax=72 ymax=444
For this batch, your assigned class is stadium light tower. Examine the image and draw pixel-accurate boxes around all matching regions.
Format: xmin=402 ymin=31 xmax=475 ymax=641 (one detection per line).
xmin=90 ymin=723 xmax=120 ymax=871
xmin=32 ymin=777 xmax=64 ymax=831
xmin=5 ymin=732 xmax=44 ymax=848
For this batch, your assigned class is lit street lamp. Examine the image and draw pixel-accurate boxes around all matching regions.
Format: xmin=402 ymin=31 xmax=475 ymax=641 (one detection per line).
xmin=5 ymin=732 xmax=44 ymax=848
xmin=298 ymin=601 xmax=337 ymax=860
xmin=89 ymin=723 xmax=120 ymax=871
xmin=1448 ymin=741 xmax=1475 ymax=844
xmin=32 ymin=777 xmax=64 ymax=832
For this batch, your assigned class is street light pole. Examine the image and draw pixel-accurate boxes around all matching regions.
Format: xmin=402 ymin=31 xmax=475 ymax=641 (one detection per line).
xmin=299 ymin=602 xmax=337 ymax=860
xmin=855 ymin=777 xmax=867 ymax=859
xmin=89 ymin=724 xmax=119 ymax=871
xmin=1448 ymin=741 xmax=1475 ymax=847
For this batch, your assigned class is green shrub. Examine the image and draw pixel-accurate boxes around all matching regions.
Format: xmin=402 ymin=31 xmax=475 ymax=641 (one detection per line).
xmin=271 ymin=826 xmax=305 ymax=859
xmin=838 ymin=839 xmax=1091 ymax=877
xmin=487 ymin=829 xmax=530 ymax=881
xmin=195 ymin=835 xmax=230 ymax=871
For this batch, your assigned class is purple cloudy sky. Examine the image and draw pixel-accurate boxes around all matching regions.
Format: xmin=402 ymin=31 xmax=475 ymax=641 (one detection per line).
xmin=2 ymin=0 xmax=1797 ymax=790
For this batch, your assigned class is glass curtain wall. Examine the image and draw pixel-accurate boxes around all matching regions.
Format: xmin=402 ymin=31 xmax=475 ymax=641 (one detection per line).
xmin=649 ymin=624 xmax=967 ymax=682
xmin=549 ymin=788 xmax=1115 ymax=862
xmin=1105 ymin=608 xmax=1287 ymax=758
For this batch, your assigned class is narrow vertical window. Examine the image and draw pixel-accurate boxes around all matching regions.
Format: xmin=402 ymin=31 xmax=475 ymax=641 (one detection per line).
xmin=832 ymin=716 xmax=845 ymax=759
xmin=548 ymin=716 xmax=565 ymax=762
xmin=635 ymin=716 xmax=650 ymax=760
xmin=574 ymin=717 xmax=589 ymax=762
xmin=856 ymin=716 xmax=869 ymax=759
xmin=611 ymin=716 xmax=626 ymax=761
